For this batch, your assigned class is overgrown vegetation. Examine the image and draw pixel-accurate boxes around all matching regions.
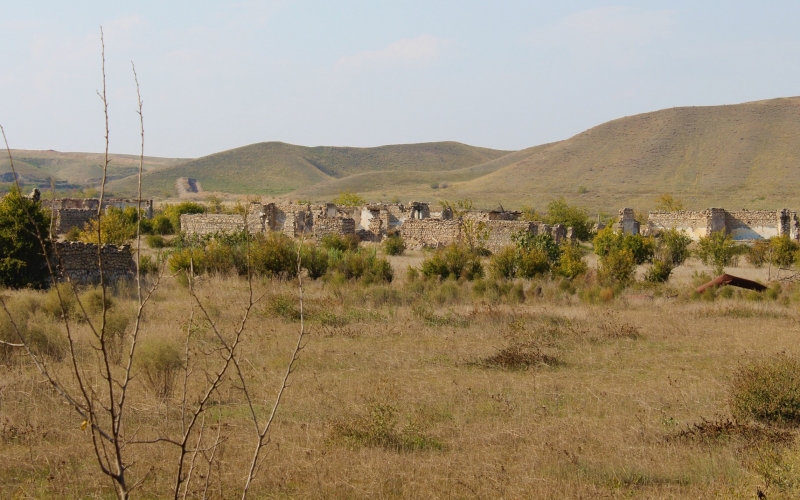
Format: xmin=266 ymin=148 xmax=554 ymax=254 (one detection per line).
xmin=0 ymin=187 xmax=51 ymax=289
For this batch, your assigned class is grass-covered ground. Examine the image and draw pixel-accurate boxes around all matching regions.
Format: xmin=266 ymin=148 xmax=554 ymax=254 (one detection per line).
xmin=2 ymin=245 xmax=800 ymax=498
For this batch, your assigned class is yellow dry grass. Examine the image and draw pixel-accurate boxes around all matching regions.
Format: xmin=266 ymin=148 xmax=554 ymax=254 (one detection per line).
xmin=1 ymin=256 xmax=800 ymax=498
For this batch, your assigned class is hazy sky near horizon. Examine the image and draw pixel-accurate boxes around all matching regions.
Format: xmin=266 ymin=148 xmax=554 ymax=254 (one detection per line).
xmin=1 ymin=1 xmax=799 ymax=158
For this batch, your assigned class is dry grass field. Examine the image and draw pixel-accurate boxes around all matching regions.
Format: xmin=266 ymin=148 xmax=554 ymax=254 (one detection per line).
xmin=2 ymin=252 xmax=800 ymax=499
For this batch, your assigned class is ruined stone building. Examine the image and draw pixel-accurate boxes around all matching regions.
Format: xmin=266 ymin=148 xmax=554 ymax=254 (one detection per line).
xmin=55 ymin=241 xmax=136 ymax=284
xmin=43 ymin=198 xmax=154 ymax=234
xmin=616 ymin=207 xmax=800 ymax=240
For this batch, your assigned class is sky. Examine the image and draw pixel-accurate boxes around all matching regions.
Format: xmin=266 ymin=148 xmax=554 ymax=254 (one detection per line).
xmin=1 ymin=1 xmax=799 ymax=158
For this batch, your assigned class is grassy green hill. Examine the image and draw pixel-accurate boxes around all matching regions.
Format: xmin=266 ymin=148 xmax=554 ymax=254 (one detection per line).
xmin=0 ymin=150 xmax=186 ymax=190
xmin=108 ymin=141 xmax=512 ymax=198
xmin=15 ymin=97 xmax=800 ymax=213
xmin=294 ymin=97 xmax=800 ymax=212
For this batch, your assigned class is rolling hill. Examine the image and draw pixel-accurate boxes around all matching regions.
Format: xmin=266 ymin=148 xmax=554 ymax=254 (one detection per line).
xmin=108 ymin=141 xmax=513 ymax=198
xmin=16 ymin=96 xmax=800 ymax=213
xmin=0 ymin=150 xmax=186 ymax=190
xmin=293 ymin=97 xmax=800 ymax=212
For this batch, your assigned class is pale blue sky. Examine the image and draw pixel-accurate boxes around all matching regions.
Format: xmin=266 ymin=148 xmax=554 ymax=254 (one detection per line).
xmin=1 ymin=1 xmax=798 ymax=158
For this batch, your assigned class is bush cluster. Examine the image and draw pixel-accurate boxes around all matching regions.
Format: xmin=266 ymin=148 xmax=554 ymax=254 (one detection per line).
xmin=420 ymin=244 xmax=483 ymax=281
xmin=168 ymin=232 xmax=392 ymax=283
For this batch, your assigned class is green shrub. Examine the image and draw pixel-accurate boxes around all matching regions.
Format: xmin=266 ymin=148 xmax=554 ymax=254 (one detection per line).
xmin=79 ymin=286 xmax=114 ymax=316
xmin=136 ymin=338 xmax=184 ymax=399
xmin=644 ymin=259 xmax=673 ymax=283
xmin=383 ymin=235 xmax=406 ymax=256
xmin=146 ymin=234 xmax=168 ymax=248
xmin=0 ymin=187 xmax=52 ymax=289
xmin=731 ymin=353 xmax=800 ymax=426
xmin=489 ymin=247 xmax=517 ymax=279
xmin=543 ymin=198 xmax=592 ymax=241
xmin=598 ymin=247 xmax=636 ymax=286
xmin=421 ymin=244 xmax=483 ymax=281
xmin=659 ymin=228 xmax=693 ymax=266
xmin=555 ymin=242 xmax=588 ymax=279
xmin=249 ymin=233 xmax=299 ymax=279
xmin=517 ymin=247 xmax=551 ymax=279
xmin=696 ymin=232 xmax=738 ymax=275
xmin=332 ymin=247 xmax=393 ymax=283
xmin=747 ymin=240 xmax=770 ymax=268
xmin=41 ymin=283 xmax=78 ymax=320
xmin=320 ymin=233 xmax=360 ymax=253
xmin=150 ymin=214 xmax=174 ymax=235
xmin=300 ymin=244 xmax=329 ymax=279
xmin=163 ymin=202 xmax=205 ymax=233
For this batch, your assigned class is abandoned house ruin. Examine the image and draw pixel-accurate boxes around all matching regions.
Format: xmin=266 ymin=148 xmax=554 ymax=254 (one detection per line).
xmin=43 ymin=198 xmax=155 ymax=234
xmin=178 ymin=200 xmax=578 ymax=252
xmin=616 ymin=207 xmax=800 ymax=240
xmin=55 ymin=241 xmax=136 ymax=284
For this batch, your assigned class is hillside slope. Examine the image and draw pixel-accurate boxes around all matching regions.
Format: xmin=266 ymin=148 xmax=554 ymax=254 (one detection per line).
xmin=0 ymin=150 xmax=186 ymax=188
xmin=456 ymin=96 xmax=800 ymax=210
xmin=296 ymin=97 xmax=800 ymax=211
xmin=109 ymin=141 xmax=513 ymax=198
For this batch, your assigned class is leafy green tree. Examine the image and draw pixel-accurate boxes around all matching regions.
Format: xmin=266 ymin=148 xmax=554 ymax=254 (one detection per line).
xmin=332 ymin=190 xmax=367 ymax=207
xmin=0 ymin=187 xmax=52 ymax=289
xmin=655 ymin=193 xmax=684 ymax=211
xmin=163 ymin=202 xmax=206 ymax=233
xmin=79 ymin=207 xmax=136 ymax=246
xmin=544 ymin=198 xmax=592 ymax=241
xmin=659 ymin=228 xmax=692 ymax=266
xmin=555 ymin=242 xmax=588 ymax=279
xmin=695 ymin=231 xmax=738 ymax=275
xmin=768 ymin=235 xmax=799 ymax=269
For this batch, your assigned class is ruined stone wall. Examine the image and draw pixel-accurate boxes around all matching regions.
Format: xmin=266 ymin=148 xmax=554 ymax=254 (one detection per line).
xmin=647 ymin=210 xmax=710 ymax=239
xmin=725 ymin=210 xmax=785 ymax=240
xmin=313 ymin=217 xmax=355 ymax=240
xmin=56 ymin=241 xmax=135 ymax=284
xmin=648 ymin=208 xmax=800 ymax=241
xmin=483 ymin=221 xmax=537 ymax=253
xmin=180 ymin=213 xmax=266 ymax=236
xmin=400 ymin=219 xmax=462 ymax=249
xmin=44 ymin=198 xmax=153 ymax=218
xmin=55 ymin=209 xmax=97 ymax=234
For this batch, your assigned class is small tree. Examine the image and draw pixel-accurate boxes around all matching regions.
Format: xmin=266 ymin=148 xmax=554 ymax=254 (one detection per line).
xmin=544 ymin=198 xmax=592 ymax=241
xmin=332 ymin=190 xmax=367 ymax=207
xmin=655 ymin=193 xmax=684 ymax=212
xmin=79 ymin=206 xmax=137 ymax=246
xmin=0 ymin=187 xmax=52 ymax=289
xmin=695 ymin=231 xmax=738 ymax=275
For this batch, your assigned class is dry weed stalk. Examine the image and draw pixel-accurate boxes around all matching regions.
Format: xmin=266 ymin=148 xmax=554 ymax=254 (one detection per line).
xmin=0 ymin=26 xmax=310 ymax=499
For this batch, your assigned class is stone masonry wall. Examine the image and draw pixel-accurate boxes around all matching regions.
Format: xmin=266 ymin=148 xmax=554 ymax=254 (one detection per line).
xmin=647 ymin=208 xmax=800 ymax=241
xmin=180 ymin=213 xmax=266 ymax=236
xmin=313 ymin=217 xmax=356 ymax=240
xmin=401 ymin=219 xmax=462 ymax=249
xmin=56 ymin=241 xmax=135 ymax=284
xmin=55 ymin=209 xmax=97 ymax=234
xmin=483 ymin=220 xmax=537 ymax=253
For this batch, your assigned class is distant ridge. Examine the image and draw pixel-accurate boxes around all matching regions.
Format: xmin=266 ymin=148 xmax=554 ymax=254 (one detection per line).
xmin=294 ymin=97 xmax=800 ymax=211
xmin=108 ymin=141 xmax=512 ymax=198
xmin=21 ymin=96 xmax=800 ymax=212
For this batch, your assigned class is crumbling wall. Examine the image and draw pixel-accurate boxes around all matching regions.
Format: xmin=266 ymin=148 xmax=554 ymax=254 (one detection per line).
xmin=180 ymin=213 xmax=266 ymax=236
xmin=614 ymin=208 xmax=640 ymax=235
xmin=313 ymin=217 xmax=355 ymax=240
xmin=483 ymin=220 xmax=537 ymax=253
xmin=648 ymin=210 xmax=709 ymax=239
xmin=44 ymin=198 xmax=153 ymax=218
xmin=648 ymin=208 xmax=800 ymax=241
xmin=56 ymin=241 xmax=135 ymax=284
xmin=400 ymin=219 xmax=462 ymax=249
xmin=726 ymin=210 xmax=785 ymax=240
xmin=55 ymin=209 xmax=97 ymax=234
